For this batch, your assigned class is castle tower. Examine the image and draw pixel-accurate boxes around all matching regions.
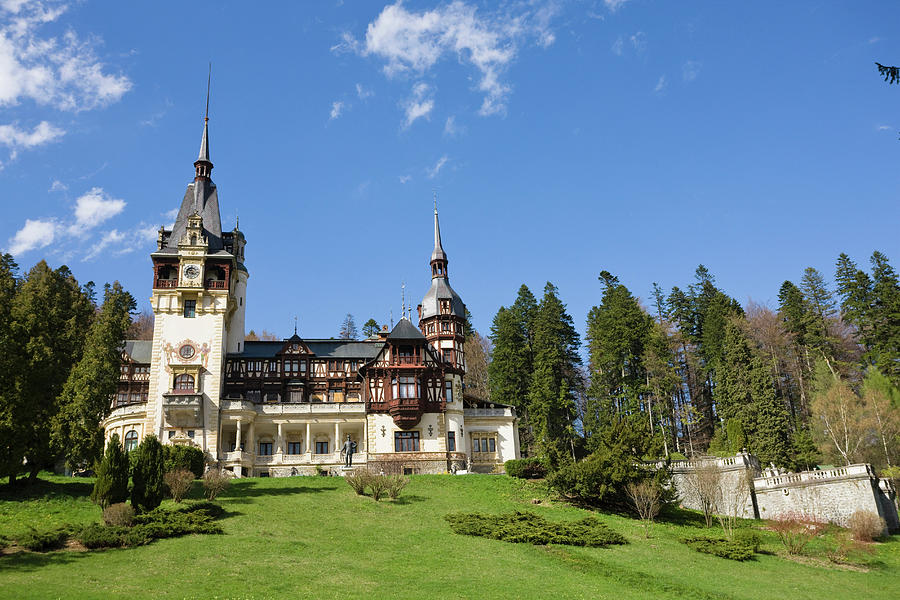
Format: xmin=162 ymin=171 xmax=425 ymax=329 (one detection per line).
xmin=418 ymin=203 xmax=466 ymax=373
xmin=144 ymin=102 xmax=248 ymax=457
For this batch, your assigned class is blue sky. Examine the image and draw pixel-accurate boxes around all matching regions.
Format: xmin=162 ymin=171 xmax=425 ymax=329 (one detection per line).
xmin=1 ymin=0 xmax=898 ymax=341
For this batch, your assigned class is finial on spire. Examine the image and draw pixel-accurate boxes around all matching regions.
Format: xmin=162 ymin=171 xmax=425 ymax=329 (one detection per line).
xmin=294 ymin=315 xmax=298 ymax=336
xmin=401 ymin=281 xmax=407 ymax=319
xmin=205 ymin=62 xmax=211 ymax=122
xmin=433 ymin=190 xmax=437 ymax=214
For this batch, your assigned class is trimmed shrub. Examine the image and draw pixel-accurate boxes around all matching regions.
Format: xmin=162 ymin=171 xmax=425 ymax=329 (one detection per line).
xmin=163 ymin=445 xmax=206 ymax=479
xmin=132 ymin=506 xmax=223 ymax=538
xmin=680 ymin=535 xmax=755 ymax=561
xmin=17 ymin=526 xmax=70 ymax=552
xmin=770 ymin=512 xmax=826 ymax=555
xmin=91 ymin=433 xmax=130 ymax=509
xmin=103 ymin=502 xmax=134 ymax=527
xmin=345 ymin=470 xmax=372 ymax=495
xmin=131 ymin=435 xmax=165 ymax=513
xmin=444 ymin=511 xmax=626 ymax=547
xmin=847 ymin=510 xmax=885 ymax=542
xmin=77 ymin=524 xmax=130 ymax=549
xmin=505 ymin=458 xmax=547 ymax=479
xmin=175 ymin=501 xmax=226 ymax=519
xmin=733 ymin=529 xmax=762 ymax=553
xmin=202 ymin=468 xmax=232 ymax=500
xmin=386 ymin=474 xmax=409 ymax=500
xmin=164 ymin=469 xmax=196 ymax=503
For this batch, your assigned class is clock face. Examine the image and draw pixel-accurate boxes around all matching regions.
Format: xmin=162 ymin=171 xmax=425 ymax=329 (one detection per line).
xmin=184 ymin=265 xmax=200 ymax=280
xmin=179 ymin=344 xmax=195 ymax=359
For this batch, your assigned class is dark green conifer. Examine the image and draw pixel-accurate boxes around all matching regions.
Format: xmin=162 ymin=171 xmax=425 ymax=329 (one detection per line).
xmin=91 ymin=433 xmax=130 ymax=508
xmin=131 ymin=435 xmax=165 ymax=512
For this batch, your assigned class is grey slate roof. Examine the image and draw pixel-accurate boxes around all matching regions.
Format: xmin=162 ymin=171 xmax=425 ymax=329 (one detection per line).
xmin=123 ymin=340 xmax=152 ymax=364
xmin=166 ymin=180 xmax=224 ymax=252
xmin=431 ymin=209 xmax=447 ymax=262
xmin=387 ymin=318 xmax=425 ymax=341
xmin=230 ymin=339 xmax=383 ymax=360
xmin=420 ymin=277 xmax=466 ymax=319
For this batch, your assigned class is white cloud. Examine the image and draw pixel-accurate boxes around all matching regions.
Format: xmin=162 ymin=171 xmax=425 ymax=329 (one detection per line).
xmin=341 ymin=1 xmax=557 ymax=118
xmin=682 ymin=60 xmax=701 ymax=82
xmin=403 ymin=82 xmax=434 ymax=128
xmin=48 ymin=178 xmax=66 ymax=192
xmin=0 ymin=2 xmax=131 ymax=112
xmin=426 ymin=155 xmax=449 ymax=179
xmin=84 ymin=229 xmax=126 ymax=261
xmin=135 ymin=223 xmax=159 ymax=243
xmin=444 ymin=115 xmax=465 ymax=137
xmin=629 ymin=31 xmax=646 ymax=53
xmin=877 ymin=124 xmax=893 ymax=131
xmin=330 ymin=100 xmax=345 ymax=120
xmin=398 ymin=174 xmax=411 ymax=184
xmin=653 ymin=75 xmax=667 ymax=94
xmin=869 ymin=36 xmax=881 ymax=44
xmin=7 ymin=217 xmax=57 ymax=254
xmin=355 ymin=83 xmax=373 ymax=99
xmin=0 ymin=120 xmax=63 ymax=148
xmin=604 ymin=0 xmax=631 ymax=12
xmin=70 ymin=187 xmax=125 ymax=233
xmin=610 ymin=36 xmax=623 ymax=56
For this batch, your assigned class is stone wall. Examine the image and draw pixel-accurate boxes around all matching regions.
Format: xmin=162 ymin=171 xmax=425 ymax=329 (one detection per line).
xmin=754 ymin=464 xmax=899 ymax=532
xmin=667 ymin=453 xmax=760 ymax=519
xmin=665 ymin=455 xmax=899 ymax=533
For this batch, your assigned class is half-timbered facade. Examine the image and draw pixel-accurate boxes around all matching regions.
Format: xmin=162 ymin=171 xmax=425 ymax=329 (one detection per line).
xmin=101 ymin=113 xmax=519 ymax=476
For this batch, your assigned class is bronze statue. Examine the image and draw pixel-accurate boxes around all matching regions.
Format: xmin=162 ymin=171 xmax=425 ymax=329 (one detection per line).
xmin=340 ymin=434 xmax=357 ymax=467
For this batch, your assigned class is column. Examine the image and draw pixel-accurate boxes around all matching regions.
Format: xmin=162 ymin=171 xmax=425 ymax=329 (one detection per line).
xmin=235 ymin=420 xmax=242 ymax=453
xmin=305 ymin=422 xmax=311 ymax=459
xmin=248 ymin=422 xmax=256 ymax=456
xmin=334 ymin=422 xmax=340 ymax=458
xmin=276 ymin=422 xmax=284 ymax=454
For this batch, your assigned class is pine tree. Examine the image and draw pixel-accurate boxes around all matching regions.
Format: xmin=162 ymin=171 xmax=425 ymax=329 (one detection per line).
xmin=835 ymin=253 xmax=873 ymax=351
xmin=91 ymin=433 xmax=130 ymax=508
xmin=584 ymin=271 xmax=652 ymax=449
xmin=362 ymin=318 xmax=380 ymax=338
xmin=339 ymin=314 xmax=358 ymax=339
xmin=526 ymin=282 xmax=581 ymax=467
xmin=131 ymin=435 xmax=165 ymax=512
xmin=868 ymin=252 xmax=900 ymax=383
xmin=8 ymin=261 xmax=94 ymax=482
xmin=798 ymin=267 xmax=836 ymax=354
xmin=54 ymin=282 xmax=136 ymax=468
xmin=0 ymin=254 xmax=22 ymax=484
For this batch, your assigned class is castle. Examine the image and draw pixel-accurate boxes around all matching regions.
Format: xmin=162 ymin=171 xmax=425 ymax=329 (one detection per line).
xmin=102 ymin=113 xmax=520 ymax=476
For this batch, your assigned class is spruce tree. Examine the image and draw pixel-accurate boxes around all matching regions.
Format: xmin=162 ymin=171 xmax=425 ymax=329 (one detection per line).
xmin=8 ymin=261 xmax=94 ymax=481
xmin=584 ymin=271 xmax=652 ymax=449
xmin=54 ymin=282 xmax=136 ymax=468
xmin=869 ymin=252 xmax=900 ymax=383
xmin=750 ymin=356 xmax=792 ymax=467
xmin=526 ymin=282 xmax=581 ymax=467
xmin=91 ymin=433 xmax=130 ymax=508
xmin=131 ymin=435 xmax=165 ymax=512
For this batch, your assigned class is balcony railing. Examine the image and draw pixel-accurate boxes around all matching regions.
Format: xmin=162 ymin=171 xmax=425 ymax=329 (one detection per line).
xmin=154 ymin=279 xmax=177 ymax=289
xmin=206 ymin=279 xmax=227 ymax=290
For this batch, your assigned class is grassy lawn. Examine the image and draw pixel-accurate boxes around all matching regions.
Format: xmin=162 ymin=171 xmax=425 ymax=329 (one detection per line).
xmin=1 ymin=473 xmax=898 ymax=599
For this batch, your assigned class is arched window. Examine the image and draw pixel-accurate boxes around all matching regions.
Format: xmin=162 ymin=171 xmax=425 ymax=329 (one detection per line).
xmin=124 ymin=430 xmax=138 ymax=452
xmin=174 ymin=374 xmax=195 ymax=391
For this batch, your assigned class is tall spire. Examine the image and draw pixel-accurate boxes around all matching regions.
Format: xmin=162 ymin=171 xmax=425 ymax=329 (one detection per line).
xmin=194 ymin=64 xmax=213 ymax=180
xmin=431 ymin=192 xmax=447 ymax=264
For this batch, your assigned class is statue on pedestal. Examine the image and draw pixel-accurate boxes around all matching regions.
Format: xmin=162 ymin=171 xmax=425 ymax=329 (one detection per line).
xmin=340 ymin=434 xmax=357 ymax=467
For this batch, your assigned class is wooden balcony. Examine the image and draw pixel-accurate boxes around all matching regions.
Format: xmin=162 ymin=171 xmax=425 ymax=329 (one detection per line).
xmin=206 ymin=279 xmax=227 ymax=290
xmin=154 ymin=279 xmax=177 ymax=289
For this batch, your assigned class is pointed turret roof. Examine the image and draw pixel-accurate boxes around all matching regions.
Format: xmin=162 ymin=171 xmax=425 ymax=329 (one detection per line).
xmin=388 ymin=318 xmax=426 ymax=341
xmin=197 ymin=117 xmax=211 ymax=164
xmin=431 ymin=203 xmax=447 ymax=263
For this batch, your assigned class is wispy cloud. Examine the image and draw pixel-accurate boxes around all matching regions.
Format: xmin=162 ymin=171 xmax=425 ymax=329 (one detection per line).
xmin=611 ymin=36 xmax=623 ymax=56
xmin=139 ymin=98 xmax=173 ymax=127
xmin=0 ymin=1 xmax=131 ymax=165
xmin=604 ymin=0 xmax=631 ymax=12
xmin=330 ymin=100 xmax=345 ymax=120
xmin=4 ymin=185 xmax=158 ymax=259
xmin=426 ymin=155 xmax=449 ymax=179
xmin=682 ymin=60 xmax=701 ymax=82
xmin=403 ymin=82 xmax=433 ymax=128
xmin=398 ymin=174 xmax=411 ymax=184
xmin=68 ymin=187 xmax=125 ymax=235
xmin=49 ymin=179 xmax=66 ymax=192
xmin=336 ymin=1 xmax=559 ymax=118
xmin=877 ymin=124 xmax=893 ymax=131
xmin=653 ymin=75 xmax=667 ymax=94
xmin=630 ymin=31 xmax=646 ymax=53
xmin=355 ymin=83 xmax=373 ymax=99
xmin=444 ymin=115 xmax=465 ymax=137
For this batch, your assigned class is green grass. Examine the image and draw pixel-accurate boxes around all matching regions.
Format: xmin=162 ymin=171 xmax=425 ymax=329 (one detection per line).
xmin=0 ymin=473 xmax=898 ymax=599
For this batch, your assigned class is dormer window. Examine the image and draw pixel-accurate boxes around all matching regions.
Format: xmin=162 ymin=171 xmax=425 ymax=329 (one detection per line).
xmin=440 ymin=300 xmax=450 ymax=314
